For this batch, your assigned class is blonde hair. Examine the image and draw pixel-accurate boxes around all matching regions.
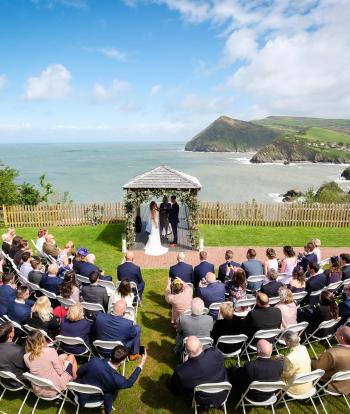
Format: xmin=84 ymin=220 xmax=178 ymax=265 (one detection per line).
xmin=25 ymin=330 xmax=47 ymax=362
xmin=31 ymin=296 xmax=52 ymax=322
xmin=220 ymin=302 xmax=234 ymax=320
xmin=278 ymin=286 xmax=294 ymax=304
xmin=67 ymin=303 xmax=84 ymax=322
xmin=311 ymin=238 xmax=321 ymax=247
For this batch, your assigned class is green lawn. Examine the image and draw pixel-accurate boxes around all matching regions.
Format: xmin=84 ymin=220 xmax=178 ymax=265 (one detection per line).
xmin=305 ymin=127 xmax=350 ymax=144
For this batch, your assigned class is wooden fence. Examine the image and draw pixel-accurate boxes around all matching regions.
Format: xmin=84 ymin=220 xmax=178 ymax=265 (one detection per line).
xmin=2 ymin=201 xmax=350 ymax=228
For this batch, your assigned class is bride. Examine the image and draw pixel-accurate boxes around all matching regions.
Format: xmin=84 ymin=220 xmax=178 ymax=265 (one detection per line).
xmin=145 ymin=201 xmax=168 ymax=256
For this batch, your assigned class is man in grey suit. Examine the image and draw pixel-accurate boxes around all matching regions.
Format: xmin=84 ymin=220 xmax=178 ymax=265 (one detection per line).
xmin=175 ymin=298 xmax=213 ymax=353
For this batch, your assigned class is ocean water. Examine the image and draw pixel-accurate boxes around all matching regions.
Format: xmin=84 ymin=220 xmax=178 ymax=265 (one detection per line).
xmin=0 ymin=142 xmax=349 ymax=202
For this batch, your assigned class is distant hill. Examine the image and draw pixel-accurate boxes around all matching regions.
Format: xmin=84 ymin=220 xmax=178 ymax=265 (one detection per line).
xmin=185 ymin=116 xmax=281 ymax=152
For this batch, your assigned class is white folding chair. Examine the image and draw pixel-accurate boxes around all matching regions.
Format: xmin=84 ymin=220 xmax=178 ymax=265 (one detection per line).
xmin=342 ymin=278 xmax=350 ymax=286
xmin=235 ymin=380 xmax=286 ymax=414
xmin=183 ymin=307 xmax=209 ymax=316
xmin=125 ymin=306 xmax=136 ymax=322
xmin=2 ymin=315 xmax=28 ymax=340
xmin=0 ymin=370 xmax=31 ymax=414
xmin=40 ymin=288 xmax=58 ymax=301
xmin=292 ymin=291 xmax=307 ymax=306
xmin=23 ymin=324 xmax=55 ymax=346
xmin=76 ymin=274 xmax=90 ymax=285
xmin=275 ymin=322 xmax=309 ymax=352
xmin=216 ymin=334 xmax=248 ymax=366
xmin=246 ymin=275 xmax=265 ymax=292
xmin=81 ymin=302 xmax=105 ymax=313
xmin=319 ymin=258 xmax=330 ymax=268
xmin=278 ymin=369 xmax=325 ymax=414
xmin=55 ymin=335 xmax=92 ymax=358
xmin=234 ymin=297 xmax=257 ymax=318
xmin=317 ymin=370 xmax=350 ymax=413
xmin=209 ymin=302 xmax=225 ymax=314
xmin=193 ymin=382 xmax=232 ymax=414
xmin=309 ymin=287 xmax=327 ymax=304
xmin=186 ymin=282 xmax=194 ymax=290
xmin=115 ymin=280 xmax=141 ymax=313
xmin=327 ymin=281 xmax=343 ymax=292
xmin=31 ymin=239 xmax=39 ymax=252
xmin=304 ymin=318 xmax=341 ymax=357
xmin=98 ymin=279 xmax=116 ymax=296
xmin=93 ymin=340 xmax=126 ymax=375
xmin=268 ymin=297 xmax=280 ymax=305
xmin=57 ymin=295 xmax=76 ymax=307
xmin=244 ymin=329 xmax=281 ymax=360
xmin=64 ymin=382 xmax=104 ymax=414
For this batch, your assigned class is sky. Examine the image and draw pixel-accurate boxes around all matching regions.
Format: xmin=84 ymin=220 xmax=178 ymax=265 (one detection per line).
xmin=0 ymin=0 xmax=349 ymax=142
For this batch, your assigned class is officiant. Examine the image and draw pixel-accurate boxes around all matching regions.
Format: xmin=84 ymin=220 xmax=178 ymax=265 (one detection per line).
xmin=159 ymin=196 xmax=171 ymax=241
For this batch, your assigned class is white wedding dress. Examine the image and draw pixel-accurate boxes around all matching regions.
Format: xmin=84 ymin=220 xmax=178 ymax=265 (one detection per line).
xmin=145 ymin=213 xmax=168 ymax=256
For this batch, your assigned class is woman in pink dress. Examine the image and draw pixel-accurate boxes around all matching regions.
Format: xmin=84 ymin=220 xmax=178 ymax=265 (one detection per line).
xmin=279 ymin=246 xmax=297 ymax=284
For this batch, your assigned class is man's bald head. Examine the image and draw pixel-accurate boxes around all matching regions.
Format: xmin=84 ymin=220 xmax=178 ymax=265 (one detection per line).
xmin=185 ymin=336 xmax=203 ymax=358
xmin=48 ymin=263 xmax=58 ymax=275
xmin=257 ymin=339 xmax=272 ymax=357
xmin=113 ymin=300 xmax=127 ymax=316
xmin=205 ymin=272 xmax=216 ymax=284
xmin=256 ymin=292 xmax=269 ymax=307
xmin=177 ymin=252 xmax=185 ymax=262
xmin=125 ymin=251 xmax=134 ymax=262
xmin=336 ymin=325 xmax=350 ymax=345
xmin=86 ymin=253 xmax=96 ymax=264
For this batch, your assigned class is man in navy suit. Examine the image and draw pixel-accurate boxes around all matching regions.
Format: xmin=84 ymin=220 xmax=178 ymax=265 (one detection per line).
xmin=306 ymin=262 xmax=327 ymax=305
xmin=169 ymin=252 xmax=194 ymax=284
xmin=0 ymin=273 xmax=16 ymax=316
xmin=7 ymin=286 xmax=34 ymax=325
xmin=117 ymin=251 xmax=145 ymax=299
xmin=77 ymin=345 xmax=147 ymax=414
xmin=260 ymin=269 xmax=283 ymax=298
xmin=94 ymin=300 xmax=141 ymax=357
xmin=40 ymin=263 xmax=62 ymax=295
xmin=168 ymin=195 xmax=179 ymax=247
xmin=78 ymin=254 xmax=113 ymax=282
xmin=168 ymin=336 xmax=228 ymax=409
xmin=198 ymin=272 xmax=225 ymax=319
xmin=217 ymin=250 xmax=240 ymax=283
xmin=194 ymin=251 xmax=215 ymax=287
xmin=299 ymin=242 xmax=318 ymax=272
xmin=340 ymin=253 xmax=350 ymax=280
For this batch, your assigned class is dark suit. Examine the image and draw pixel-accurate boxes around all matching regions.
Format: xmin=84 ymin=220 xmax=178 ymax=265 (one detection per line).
xmin=40 ymin=274 xmax=63 ymax=295
xmin=168 ymin=202 xmax=179 ymax=244
xmin=0 ymin=342 xmax=27 ymax=387
xmin=342 ymin=265 xmax=350 ymax=281
xmin=339 ymin=298 xmax=350 ymax=326
xmin=0 ymin=284 xmax=16 ymax=316
xmin=230 ymin=357 xmax=283 ymax=401
xmin=117 ymin=261 xmax=145 ymax=299
xmin=169 ymin=348 xmax=228 ymax=408
xmin=194 ymin=261 xmax=215 ymax=287
xmin=81 ymin=284 xmax=109 ymax=311
xmin=7 ymin=300 xmax=34 ymax=325
xmin=300 ymin=252 xmax=318 ymax=272
xmin=261 ymin=281 xmax=283 ymax=298
xmin=198 ymin=282 xmax=225 ymax=319
xmin=245 ymin=306 xmax=282 ymax=339
xmin=28 ymin=270 xmax=44 ymax=285
xmin=77 ymin=357 xmax=142 ymax=414
xmin=94 ymin=313 xmax=141 ymax=355
xmin=73 ymin=261 xmax=112 ymax=281
xmin=218 ymin=261 xmax=240 ymax=283
xmin=169 ymin=262 xmax=194 ymax=284
xmin=60 ymin=317 xmax=93 ymax=354
xmin=306 ymin=273 xmax=327 ymax=305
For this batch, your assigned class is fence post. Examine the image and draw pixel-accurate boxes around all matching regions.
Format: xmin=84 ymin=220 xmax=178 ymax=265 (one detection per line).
xmin=2 ymin=205 xmax=7 ymax=226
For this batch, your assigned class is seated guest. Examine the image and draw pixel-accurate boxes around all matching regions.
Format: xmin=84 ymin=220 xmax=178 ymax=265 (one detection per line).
xmin=72 ymin=246 xmax=89 ymax=274
xmin=340 ymin=253 xmax=350 ymax=280
xmin=305 ymin=262 xmax=327 ymax=305
xmin=26 ymin=295 xmax=60 ymax=338
xmin=1 ymin=228 xmax=16 ymax=255
xmin=281 ymin=331 xmax=312 ymax=395
xmin=264 ymin=248 xmax=279 ymax=275
xmin=245 ymin=292 xmax=282 ymax=339
xmin=175 ymin=298 xmax=213 ymax=353
xmin=40 ymin=263 xmax=62 ymax=295
xmin=198 ymin=272 xmax=225 ymax=319
xmin=59 ymin=270 xmax=80 ymax=304
xmin=60 ymin=303 xmax=93 ymax=355
xmin=77 ymin=345 xmax=147 ymax=414
xmin=225 ymin=267 xmax=247 ymax=304
xmin=109 ymin=279 xmax=134 ymax=312
xmin=42 ymin=234 xmax=60 ymax=259
xmin=241 ymin=248 xmax=264 ymax=292
xmin=28 ymin=258 xmax=45 ymax=285
xmin=0 ymin=322 xmax=27 ymax=386
xmin=169 ymin=252 xmax=194 ymax=284
xmin=229 ymin=339 xmax=283 ymax=402
xmin=19 ymin=251 xmax=32 ymax=280
xmin=194 ymin=251 xmax=215 ymax=287
xmin=0 ymin=272 xmax=16 ymax=316
xmin=57 ymin=241 xmax=74 ymax=268
xmin=324 ymin=256 xmax=342 ymax=285
xmin=287 ymin=265 xmax=306 ymax=293
xmin=7 ymin=286 xmax=34 ymax=324
xmin=94 ymin=300 xmax=141 ymax=358
xmin=81 ymin=271 xmax=109 ymax=312
xmin=312 ymin=325 xmax=350 ymax=394
xmin=299 ymin=242 xmax=318 ymax=272
xmin=36 ymin=228 xmax=48 ymax=252
xmin=218 ymin=250 xmax=240 ymax=283
xmin=310 ymin=238 xmax=322 ymax=263
xmin=9 ymin=236 xmax=22 ymax=259
xmin=117 ymin=251 xmax=145 ymax=299
xmin=339 ymin=285 xmax=350 ymax=325
xmin=168 ymin=336 xmax=228 ymax=410
xmin=279 ymin=246 xmax=297 ymax=280
xmin=86 ymin=253 xmax=112 ymax=281
xmin=261 ymin=269 xmax=283 ymax=298
xmin=13 ymin=239 xmax=30 ymax=267
xmin=165 ymin=277 xmax=193 ymax=327
xmin=275 ymin=286 xmax=297 ymax=331
xmin=24 ymin=330 xmax=77 ymax=398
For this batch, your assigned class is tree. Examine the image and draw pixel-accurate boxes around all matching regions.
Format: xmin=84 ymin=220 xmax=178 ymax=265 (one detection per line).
xmin=0 ymin=163 xmax=20 ymax=205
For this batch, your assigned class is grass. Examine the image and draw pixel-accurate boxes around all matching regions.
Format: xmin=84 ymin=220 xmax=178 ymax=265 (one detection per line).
xmin=304 ymin=127 xmax=350 ymax=144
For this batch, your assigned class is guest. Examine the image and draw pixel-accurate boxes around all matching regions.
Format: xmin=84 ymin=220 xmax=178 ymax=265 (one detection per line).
xmin=339 ymin=285 xmax=350 ymax=325
xmin=36 ymin=228 xmax=48 ymax=252
xmin=311 ymin=325 xmax=350 ymax=394
xmin=24 ymin=330 xmax=77 ymax=398
xmin=275 ymin=287 xmax=297 ymax=331
xmin=165 ymin=277 xmax=193 ymax=327
xmin=299 ymin=242 xmax=318 ymax=272
xmin=229 ymin=339 xmax=283 ymax=402
xmin=117 ymin=251 xmax=145 ymax=299
xmin=26 ymin=295 xmax=60 ymax=338
xmin=86 ymin=253 xmax=113 ymax=281
xmin=108 ymin=279 xmax=135 ymax=312
xmin=194 ymin=251 xmax=215 ymax=287
xmin=72 ymin=246 xmax=89 ymax=274
xmin=198 ymin=272 xmax=225 ymax=319
xmin=305 ymin=262 xmax=327 ymax=305
xmin=311 ymin=238 xmax=322 ymax=262
xmin=19 ymin=251 xmax=32 ymax=280
xmin=40 ymin=263 xmax=62 ymax=295
xmin=340 ymin=253 xmax=350 ymax=280
xmin=9 ymin=236 xmax=22 ymax=259
xmin=217 ymin=250 xmax=240 ymax=283
xmin=13 ymin=239 xmax=30 ymax=267
xmin=168 ymin=336 xmax=228 ymax=409
xmin=175 ymin=298 xmax=213 ymax=353
xmin=57 ymin=241 xmax=74 ymax=268
xmin=169 ymin=252 xmax=194 ymax=284
xmin=1 ymin=228 xmax=16 ymax=255
xmin=287 ymin=265 xmax=306 ymax=293
xmin=60 ymin=303 xmax=93 ymax=355
xmin=7 ymin=286 xmax=34 ymax=324
xmin=225 ymin=267 xmax=247 ymax=304
xmin=0 ymin=272 xmax=16 ymax=316
xmin=241 ymin=248 xmax=264 ymax=291
xmin=59 ymin=270 xmax=80 ymax=304
xmin=279 ymin=246 xmax=297 ymax=278
xmin=42 ymin=234 xmax=60 ymax=259
xmin=245 ymin=292 xmax=282 ymax=339
xmin=264 ymin=248 xmax=278 ymax=275
xmin=261 ymin=269 xmax=283 ymax=298
xmin=81 ymin=271 xmax=109 ymax=312
xmin=324 ymin=256 xmax=342 ymax=285
xmin=28 ymin=258 xmax=45 ymax=285
xmin=77 ymin=345 xmax=147 ymax=414
xmin=94 ymin=300 xmax=141 ymax=358
xmin=281 ymin=331 xmax=312 ymax=395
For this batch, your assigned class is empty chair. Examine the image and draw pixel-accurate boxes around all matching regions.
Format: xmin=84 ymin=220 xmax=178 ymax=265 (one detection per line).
xmin=0 ymin=370 xmax=31 ymax=414
xmin=304 ymin=318 xmax=341 ymax=357
xmin=216 ymin=335 xmax=248 ymax=366
xmin=317 ymin=370 xmax=350 ymax=413
xmin=244 ymin=329 xmax=281 ymax=360
xmin=193 ymin=382 xmax=232 ymax=414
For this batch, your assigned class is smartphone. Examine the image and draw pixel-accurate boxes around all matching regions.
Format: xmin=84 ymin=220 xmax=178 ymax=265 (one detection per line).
xmin=139 ymin=346 xmax=145 ymax=355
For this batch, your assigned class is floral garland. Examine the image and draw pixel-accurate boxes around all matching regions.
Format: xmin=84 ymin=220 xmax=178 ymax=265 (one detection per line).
xmin=124 ymin=188 xmax=200 ymax=249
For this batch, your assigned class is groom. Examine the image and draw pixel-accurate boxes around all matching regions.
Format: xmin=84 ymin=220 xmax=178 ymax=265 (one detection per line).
xmin=168 ymin=195 xmax=179 ymax=247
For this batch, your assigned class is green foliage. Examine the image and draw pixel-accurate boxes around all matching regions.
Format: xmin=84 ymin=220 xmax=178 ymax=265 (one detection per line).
xmin=0 ymin=162 xmax=20 ymax=205
xmin=304 ymin=181 xmax=350 ymax=204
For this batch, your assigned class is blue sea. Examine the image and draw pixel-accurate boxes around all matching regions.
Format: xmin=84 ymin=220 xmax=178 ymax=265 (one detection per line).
xmin=0 ymin=142 xmax=349 ymax=202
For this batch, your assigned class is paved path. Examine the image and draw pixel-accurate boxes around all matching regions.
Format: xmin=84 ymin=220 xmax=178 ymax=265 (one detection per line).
xmin=133 ymin=246 xmax=349 ymax=269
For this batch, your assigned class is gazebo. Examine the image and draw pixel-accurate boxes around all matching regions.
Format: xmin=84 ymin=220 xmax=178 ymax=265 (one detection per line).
xmin=122 ymin=165 xmax=201 ymax=249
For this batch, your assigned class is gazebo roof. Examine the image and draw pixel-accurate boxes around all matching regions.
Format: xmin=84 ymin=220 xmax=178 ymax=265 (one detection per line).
xmin=123 ymin=165 xmax=201 ymax=190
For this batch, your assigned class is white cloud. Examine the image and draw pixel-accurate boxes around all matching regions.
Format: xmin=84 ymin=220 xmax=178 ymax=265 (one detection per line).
xmin=92 ymin=79 xmax=131 ymax=102
xmin=224 ymin=28 xmax=257 ymax=62
xmin=0 ymin=74 xmax=7 ymax=91
xmin=99 ymin=47 xmax=127 ymax=61
xmin=24 ymin=64 xmax=71 ymax=101
xmin=150 ymin=84 xmax=161 ymax=96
